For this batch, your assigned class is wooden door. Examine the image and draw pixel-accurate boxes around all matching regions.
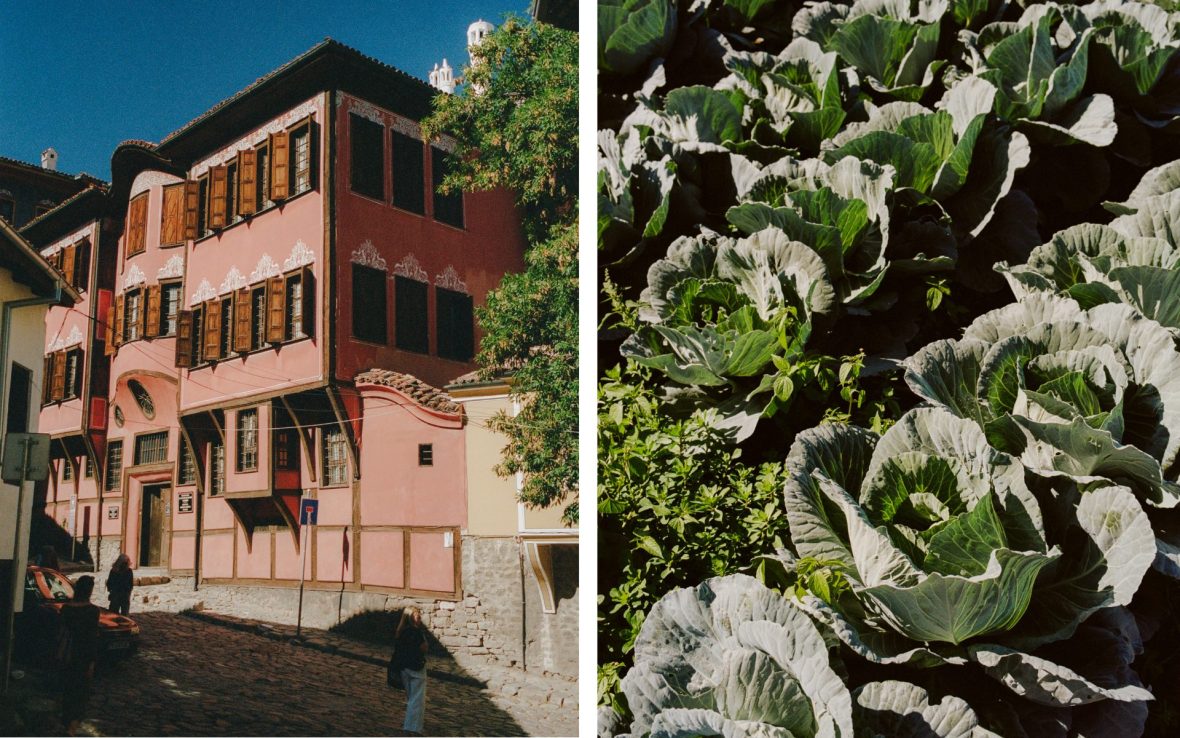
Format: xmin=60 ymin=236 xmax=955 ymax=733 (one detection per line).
xmin=140 ymin=487 xmax=168 ymax=567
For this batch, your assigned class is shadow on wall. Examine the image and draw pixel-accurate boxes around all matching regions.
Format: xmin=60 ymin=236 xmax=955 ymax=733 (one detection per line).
xmin=28 ymin=510 xmax=93 ymax=565
xmin=330 ymin=608 xmax=449 ymax=656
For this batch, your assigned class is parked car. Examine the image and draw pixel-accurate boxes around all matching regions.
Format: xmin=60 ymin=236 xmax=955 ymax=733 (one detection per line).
xmin=14 ymin=565 xmax=140 ymax=664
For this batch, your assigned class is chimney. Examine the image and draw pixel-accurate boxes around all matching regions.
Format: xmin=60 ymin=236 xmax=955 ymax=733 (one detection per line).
xmin=41 ymin=148 xmax=58 ymax=171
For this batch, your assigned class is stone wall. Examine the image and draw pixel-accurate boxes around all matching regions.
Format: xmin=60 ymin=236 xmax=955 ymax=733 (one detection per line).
xmin=524 ymin=544 xmax=578 ymax=678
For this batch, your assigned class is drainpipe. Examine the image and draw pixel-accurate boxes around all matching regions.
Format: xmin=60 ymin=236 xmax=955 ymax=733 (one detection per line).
xmin=518 ymin=538 xmax=527 ymax=672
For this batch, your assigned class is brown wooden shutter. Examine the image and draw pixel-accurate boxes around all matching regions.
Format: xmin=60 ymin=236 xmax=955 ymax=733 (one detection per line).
xmin=60 ymin=245 xmax=77 ymax=289
xmin=270 ymin=131 xmax=289 ymax=201
xmin=266 ymin=276 xmax=285 ymax=343
xmin=74 ymin=238 xmax=89 ymax=290
xmin=300 ymin=267 xmax=315 ymax=339
xmin=161 ymin=184 xmax=184 ymax=244
xmin=127 ymin=195 xmax=147 ymax=255
xmin=204 ymin=300 xmax=222 ymax=360
xmin=238 ymin=149 xmax=257 ymax=215
xmin=103 ymin=304 xmax=115 ymax=356
xmin=175 ymin=311 xmax=194 ymax=367
xmin=50 ymin=350 xmax=66 ymax=401
xmin=209 ymin=166 xmax=228 ymax=230
xmin=183 ymin=181 xmax=199 ymax=240
xmin=113 ymin=295 xmax=125 ymax=346
xmin=145 ymin=285 xmax=162 ymax=338
xmin=135 ymin=291 xmax=147 ymax=339
xmin=234 ymin=287 xmax=252 ymax=352
xmin=42 ymin=354 xmax=54 ymax=403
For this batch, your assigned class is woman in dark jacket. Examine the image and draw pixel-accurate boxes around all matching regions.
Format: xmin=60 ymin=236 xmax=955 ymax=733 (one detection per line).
xmin=394 ymin=606 xmax=429 ymax=736
xmin=59 ymin=575 xmax=99 ymax=736
xmin=106 ymin=553 xmax=133 ymax=615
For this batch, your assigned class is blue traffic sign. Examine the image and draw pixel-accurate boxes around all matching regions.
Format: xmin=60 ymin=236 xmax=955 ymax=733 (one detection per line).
xmin=299 ymin=498 xmax=318 ymax=525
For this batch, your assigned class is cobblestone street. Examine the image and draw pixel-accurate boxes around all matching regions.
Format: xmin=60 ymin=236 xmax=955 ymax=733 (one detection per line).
xmin=64 ymin=612 xmax=575 ymax=736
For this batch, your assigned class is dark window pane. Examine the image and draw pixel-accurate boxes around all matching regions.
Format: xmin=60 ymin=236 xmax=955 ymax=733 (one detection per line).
xmin=162 ymin=284 xmax=181 ymax=336
xmin=431 ymin=147 xmax=464 ymax=228
xmin=394 ymin=277 xmax=428 ymax=354
xmin=352 ymin=265 xmax=387 ymax=343
xmin=392 ymin=131 xmax=425 ymax=214
xmin=6 ymin=363 xmax=30 ymax=434
xmin=105 ymin=441 xmax=123 ymax=492
xmin=237 ymin=409 xmax=258 ymax=472
xmin=350 ymin=114 xmax=385 ymax=200
xmin=436 ymin=288 xmax=474 ymax=361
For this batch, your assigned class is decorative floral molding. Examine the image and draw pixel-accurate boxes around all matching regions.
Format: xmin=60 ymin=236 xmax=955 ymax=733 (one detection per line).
xmin=250 ymin=254 xmax=280 ymax=282
xmin=192 ymin=98 xmax=319 ymax=174
xmin=283 ymin=240 xmax=315 ymax=271
xmin=157 ymin=255 xmax=185 ymax=280
xmin=130 ymin=170 xmax=183 ymax=199
xmin=435 ymin=265 xmax=468 ymax=293
xmin=351 ymin=240 xmax=387 ymax=271
xmin=42 ymin=225 xmax=93 ymax=258
xmin=349 ymin=99 xmax=384 ymax=124
xmin=219 ymin=266 xmax=247 ymax=295
xmin=122 ymin=264 xmax=146 ymax=291
xmin=390 ymin=115 xmax=422 ymax=139
xmin=190 ymin=279 xmax=216 ymax=306
xmin=393 ymin=253 xmax=429 ymax=282
xmin=47 ymin=325 xmax=85 ymax=352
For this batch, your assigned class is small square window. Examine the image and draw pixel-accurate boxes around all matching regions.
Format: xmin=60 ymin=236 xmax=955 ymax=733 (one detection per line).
xmin=418 ymin=443 xmax=433 ymax=466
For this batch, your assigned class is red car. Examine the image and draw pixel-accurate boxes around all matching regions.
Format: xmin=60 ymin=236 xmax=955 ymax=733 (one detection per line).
xmin=15 ymin=565 xmax=140 ymax=663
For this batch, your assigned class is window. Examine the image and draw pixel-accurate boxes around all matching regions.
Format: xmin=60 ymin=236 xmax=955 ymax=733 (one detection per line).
xmin=418 ymin=444 xmax=433 ymax=466
xmin=225 ymin=160 xmax=240 ymax=224
xmin=105 ymin=441 xmax=123 ymax=492
xmin=174 ymin=306 xmax=203 ymax=368
xmin=161 ymin=283 xmax=181 ymax=336
xmin=251 ymin=287 xmax=267 ymax=350
xmin=63 ymin=348 xmax=82 ymax=399
xmin=392 ymin=130 xmax=425 ymax=214
xmin=128 ymin=379 xmax=155 ymax=419
xmin=0 ymin=194 xmax=13 ymax=223
xmin=84 ymin=456 xmax=94 ymax=478
xmin=6 ymin=363 xmax=29 ymax=434
xmin=436 ymin=288 xmax=474 ymax=361
xmin=125 ymin=193 xmax=148 ymax=256
xmin=124 ymin=289 xmax=142 ymax=342
xmin=134 ymin=431 xmax=168 ymax=465
xmin=395 ymin=277 xmax=428 ymax=354
xmin=352 ymin=264 xmax=387 ymax=343
xmin=178 ymin=441 xmax=197 ymax=486
xmin=350 ymin=114 xmax=385 ymax=200
xmin=51 ymin=238 xmax=89 ymax=291
xmin=160 ymin=184 xmax=186 ymax=245
xmin=431 ymin=147 xmax=464 ymax=228
xmin=210 ymin=439 xmax=225 ymax=495
xmin=256 ymin=143 xmax=272 ymax=210
xmin=236 ymin=409 xmax=258 ymax=472
xmin=321 ymin=428 xmax=348 ymax=486
xmin=62 ymin=459 xmax=73 ymax=481
xmin=43 ymin=348 xmax=83 ymax=403
xmin=219 ymin=298 xmax=234 ymax=357
xmin=286 ymin=275 xmax=305 ymax=341
xmin=196 ymin=175 xmax=209 ymax=238
xmin=275 ymin=429 xmax=298 ymax=471
xmin=291 ymin=121 xmax=314 ymax=196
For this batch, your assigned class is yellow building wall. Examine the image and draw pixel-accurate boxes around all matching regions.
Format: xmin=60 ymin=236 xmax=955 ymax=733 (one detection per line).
xmin=463 ymin=392 xmax=520 ymax=536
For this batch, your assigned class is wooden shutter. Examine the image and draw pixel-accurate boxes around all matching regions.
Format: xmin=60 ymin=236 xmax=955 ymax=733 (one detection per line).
xmin=145 ymin=285 xmax=162 ymax=338
xmin=183 ymin=181 xmax=199 ymax=240
xmin=113 ymin=295 xmax=125 ymax=346
xmin=266 ymin=276 xmax=285 ymax=343
xmin=270 ymin=131 xmax=289 ymax=201
xmin=42 ymin=354 xmax=54 ymax=403
xmin=238 ymin=149 xmax=257 ymax=215
xmin=74 ymin=238 xmax=90 ymax=290
xmin=175 ymin=311 xmax=194 ymax=367
xmin=50 ymin=350 xmax=66 ymax=401
xmin=135 ymin=291 xmax=147 ymax=339
xmin=59 ymin=245 xmax=77 ymax=289
xmin=203 ymin=301 xmax=222 ymax=360
xmin=301 ymin=267 xmax=315 ymax=339
xmin=103 ymin=304 xmax=115 ymax=356
xmin=127 ymin=195 xmax=147 ymax=255
xmin=161 ymin=184 xmax=184 ymax=244
xmin=209 ymin=166 xmax=228 ymax=230
xmin=234 ymin=287 xmax=252 ymax=352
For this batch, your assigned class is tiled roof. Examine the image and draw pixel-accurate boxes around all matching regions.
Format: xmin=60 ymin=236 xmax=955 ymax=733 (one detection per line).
xmin=18 ymin=184 xmax=108 ymax=232
xmin=0 ymin=154 xmax=82 ymax=182
xmin=158 ymin=38 xmax=432 ymax=149
xmin=355 ymin=369 xmax=461 ymax=414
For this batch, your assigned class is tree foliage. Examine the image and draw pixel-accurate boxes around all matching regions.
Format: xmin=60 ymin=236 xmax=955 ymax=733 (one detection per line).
xmin=422 ymin=14 xmax=579 ymax=522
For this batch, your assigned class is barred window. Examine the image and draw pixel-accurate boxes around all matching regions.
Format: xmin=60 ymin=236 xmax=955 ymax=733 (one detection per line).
xmin=251 ymin=287 xmax=266 ymax=350
xmin=292 ymin=123 xmax=313 ymax=195
xmin=418 ymin=444 xmax=433 ymax=466
xmin=84 ymin=456 xmax=94 ymax=478
xmin=178 ymin=441 xmax=197 ymax=486
xmin=210 ymin=439 xmax=225 ymax=495
xmin=105 ymin=441 xmax=123 ymax=492
xmin=63 ymin=348 xmax=83 ymax=399
xmin=286 ymin=276 xmax=304 ymax=340
xmin=161 ymin=283 xmax=182 ymax=337
xmin=134 ymin=431 xmax=168 ymax=465
xmin=237 ymin=409 xmax=258 ymax=472
xmin=62 ymin=459 xmax=73 ymax=481
xmin=124 ymin=289 xmax=142 ymax=342
xmin=321 ymin=428 xmax=348 ymax=487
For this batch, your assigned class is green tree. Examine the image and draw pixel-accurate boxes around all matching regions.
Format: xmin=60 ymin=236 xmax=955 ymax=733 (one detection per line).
xmin=422 ymin=14 xmax=579 ymax=522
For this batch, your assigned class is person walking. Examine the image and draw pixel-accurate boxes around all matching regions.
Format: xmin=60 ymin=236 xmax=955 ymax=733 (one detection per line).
xmin=395 ymin=607 xmax=429 ymax=736
xmin=106 ymin=553 xmax=133 ymax=615
xmin=58 ymin=575 xmax=99 ymax=736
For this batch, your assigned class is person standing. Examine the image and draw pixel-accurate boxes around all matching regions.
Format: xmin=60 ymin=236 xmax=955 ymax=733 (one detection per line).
xmin=58 ymin=575 xmax=99 ymax=736
xmin=106 ymin=553 xmax=133 ymax=615
xmin=395 ymin=607 xmax=429 ymax=736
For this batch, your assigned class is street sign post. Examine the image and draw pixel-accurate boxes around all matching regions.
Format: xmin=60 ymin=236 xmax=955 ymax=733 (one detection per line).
xmin=296 ymin=497 xmax=318 ymax=637
xmin=1 ymin=432 xmax=50 ymax=695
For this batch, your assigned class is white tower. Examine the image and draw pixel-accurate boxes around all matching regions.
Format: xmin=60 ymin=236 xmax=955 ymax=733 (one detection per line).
xmin=41 ymin=147 xmax=58 ymax=171
xmin=467 ymin=19 xmax=495 ymax=95
xmin=429 ymin=59 xmax=455 ymax=94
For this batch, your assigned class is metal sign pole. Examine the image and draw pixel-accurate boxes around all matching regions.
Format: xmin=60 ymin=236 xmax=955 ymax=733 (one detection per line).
xmin=296 ymin=518 xmax=307 ymax=638
xmin=2 ymin=437 xmax=31 ymax=694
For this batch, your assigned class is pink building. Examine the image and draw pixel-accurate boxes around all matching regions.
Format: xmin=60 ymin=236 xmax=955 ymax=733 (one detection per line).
xmin=25 ymin=40 xmax=526 ymax=604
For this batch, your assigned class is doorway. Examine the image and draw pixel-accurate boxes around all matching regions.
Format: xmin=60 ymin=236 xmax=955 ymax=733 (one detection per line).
xmin=139 ymin=485 xmax=169 ymax=567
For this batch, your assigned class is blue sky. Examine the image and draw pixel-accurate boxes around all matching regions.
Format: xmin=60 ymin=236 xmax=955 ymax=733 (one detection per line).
xmin=0 ymin=1 xmax=525 ymax=180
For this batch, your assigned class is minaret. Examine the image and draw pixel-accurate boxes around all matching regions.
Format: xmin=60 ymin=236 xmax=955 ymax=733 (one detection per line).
xmin=466 ymin=19 xmax=495 ymax=95
xmin=429 ymin=59 xmax=455 ymax=94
